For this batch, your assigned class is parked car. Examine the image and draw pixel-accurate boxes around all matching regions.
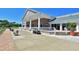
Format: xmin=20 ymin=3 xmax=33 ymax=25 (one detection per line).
xmin=33 ymin=29 xmax=41 ymax=34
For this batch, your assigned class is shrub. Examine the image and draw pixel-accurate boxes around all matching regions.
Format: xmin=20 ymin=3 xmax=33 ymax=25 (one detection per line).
xmin=67 ymin=22 xmax=76 ymax=31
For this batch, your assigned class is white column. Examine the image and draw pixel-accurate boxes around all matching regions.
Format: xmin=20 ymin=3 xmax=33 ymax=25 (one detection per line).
xmin=29 ymin=19 xmax=32 ymax=30
xmin=22 ymin=19 xmax=24 ymax=27
xmin=38 ymin=18 xmax=40 ymax=30
xmin=76 ymin=24 xmax=79 ymax=32
xmin=60 ymin=24 xmax=62 ymax=31
xmin=23 ymin=21 xmax=26 ymax=30
xmin=21 ymin=20 xmax=24 ymax=31
xmin=49 ymin=23 xmax=52 ymax=30
xmin=54 ymin=27 xmax=56 ymax=35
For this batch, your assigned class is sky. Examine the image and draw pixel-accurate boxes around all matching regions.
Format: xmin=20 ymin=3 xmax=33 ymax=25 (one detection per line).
xmin=0 ymin=8 xmax=79 ymax=23
xmin=0 ymin=8 xmax=26 ymax=24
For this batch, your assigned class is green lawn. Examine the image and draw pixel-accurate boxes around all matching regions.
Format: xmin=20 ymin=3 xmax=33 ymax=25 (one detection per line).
xmin=0 ymin=27 xmax=6 ymax=35
xmin=11 ymin=27 xmax=19 ymax=29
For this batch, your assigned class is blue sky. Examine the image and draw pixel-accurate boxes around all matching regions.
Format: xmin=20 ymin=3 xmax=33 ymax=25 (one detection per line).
xmin=0 ymin=8 xmax=79 ymax=23
xmin=0 ymin=8 xmax=26 ymax=23
xmin=32 ymin=8 xmax=79 ymax=16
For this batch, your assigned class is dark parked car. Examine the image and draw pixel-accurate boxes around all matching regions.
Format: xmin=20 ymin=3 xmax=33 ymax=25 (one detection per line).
xmin=33 ymin=29 xmax=41 ymax=34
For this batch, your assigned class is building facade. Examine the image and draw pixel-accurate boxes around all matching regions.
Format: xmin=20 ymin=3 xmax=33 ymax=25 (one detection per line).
xmin=22 ymin=9 xmax=79 ymax=32
xmin=22 ymin=9 xmax=55 ymax=30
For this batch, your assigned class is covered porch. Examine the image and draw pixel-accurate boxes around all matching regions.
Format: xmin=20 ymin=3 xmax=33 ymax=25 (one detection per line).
xmin=49 ymin=13 xmax=79 ymax=35
xmin=22 ymin=9 xmax=56 ymax=31
xmin=25 ymin=18 xmax=51 ymax=31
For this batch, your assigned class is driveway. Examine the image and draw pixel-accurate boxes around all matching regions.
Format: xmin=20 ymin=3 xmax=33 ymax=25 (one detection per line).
xmin=13 ymin=30 xmax=79 ymax=51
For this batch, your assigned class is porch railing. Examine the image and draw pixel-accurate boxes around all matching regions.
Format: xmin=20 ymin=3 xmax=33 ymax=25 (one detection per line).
xmin=31 ymin=27 xmax=52 ymax=30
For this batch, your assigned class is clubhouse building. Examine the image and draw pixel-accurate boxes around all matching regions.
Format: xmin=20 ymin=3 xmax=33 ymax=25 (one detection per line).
xmin=22 ymin=9 xmax=79 ymax=34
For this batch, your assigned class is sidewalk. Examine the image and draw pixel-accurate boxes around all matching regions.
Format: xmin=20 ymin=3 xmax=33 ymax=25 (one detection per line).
xmin=42 ymin=33 xmax=79 ymax=43
xmin=0 ymin=29 xmax=15 ymax=51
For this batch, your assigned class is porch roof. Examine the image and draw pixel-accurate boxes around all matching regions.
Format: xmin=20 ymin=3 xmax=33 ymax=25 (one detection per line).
xmin=23 ymin=9 xmax=56 ymax=22
xmin=50 ymin=12 xmax=79 ymax=24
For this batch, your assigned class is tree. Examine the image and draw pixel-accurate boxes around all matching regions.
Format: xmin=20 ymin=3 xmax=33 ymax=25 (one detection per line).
xmin=0 ymin=20 xmax=21 ymax=28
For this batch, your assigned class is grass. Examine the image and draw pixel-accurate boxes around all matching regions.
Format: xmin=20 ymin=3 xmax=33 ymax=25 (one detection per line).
xmin=0 ymin=27 xmax=6 ymax=35
xmin=11 ymin=27 xmax=19 ymax=29
xmin=13 ymin=30 xmax=79 ymax=51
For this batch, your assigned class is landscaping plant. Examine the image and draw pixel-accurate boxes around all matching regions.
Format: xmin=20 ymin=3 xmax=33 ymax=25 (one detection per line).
xmin=67 ymin=22 xmax=76 ymax=36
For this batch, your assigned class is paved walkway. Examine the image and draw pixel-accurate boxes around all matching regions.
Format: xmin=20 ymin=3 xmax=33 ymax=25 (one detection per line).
xmin=42 ymin=33 xmax=79 ymax=43
xmin=54 ymin=35 xmax=79 ymax=42
xmin=0 ymin=29 xmax=15 ymax=51
xmin=13 ymin=30 xmax=79 ymax=51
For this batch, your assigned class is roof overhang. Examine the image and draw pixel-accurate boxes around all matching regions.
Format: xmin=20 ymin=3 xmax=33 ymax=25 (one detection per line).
xmin=50 ymin=12 xmax=79 ymax=24
xmin=22 ymin=9 xmax=56 ymax=22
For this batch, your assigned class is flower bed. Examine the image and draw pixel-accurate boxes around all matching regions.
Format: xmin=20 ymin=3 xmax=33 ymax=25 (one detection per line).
xmin=75 ymin=32 xmax=79 ymax=36
xmin=69 ymin=32 xmax=79 ymax=36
